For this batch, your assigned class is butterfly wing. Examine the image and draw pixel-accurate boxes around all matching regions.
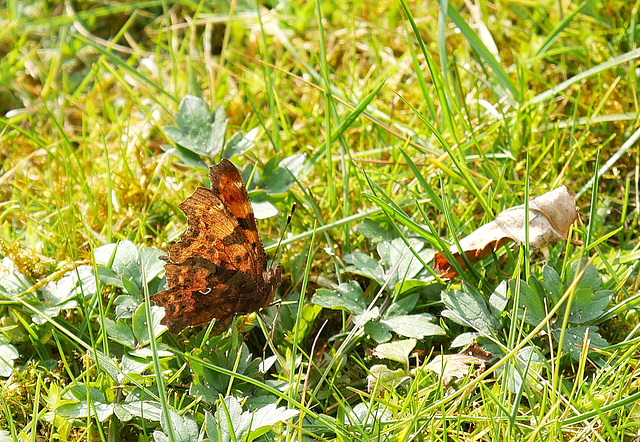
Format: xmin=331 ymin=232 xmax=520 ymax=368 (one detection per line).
xmin=152 ymin=259 xmax=265 ymax=333
xmin=208 ymin=159 xmax=268 ymax=272
xmin=164 ymin=186 xmax=261 ymax=280
xmin=151 ymin=160 xmax=281 ymax=333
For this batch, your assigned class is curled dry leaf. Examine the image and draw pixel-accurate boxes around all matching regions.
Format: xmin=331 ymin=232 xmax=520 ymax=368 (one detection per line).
xmin=434 ymin=186 xmax=579 ymax=279
xmin=425 ymin=342 xmax=493 ymax=386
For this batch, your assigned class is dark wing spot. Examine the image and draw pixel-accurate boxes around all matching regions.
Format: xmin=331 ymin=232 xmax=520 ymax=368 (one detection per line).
xmin=236 ymin=217 xmax=253 ymax=231
xmin=232 ymin=252 xmax=250 ymax=264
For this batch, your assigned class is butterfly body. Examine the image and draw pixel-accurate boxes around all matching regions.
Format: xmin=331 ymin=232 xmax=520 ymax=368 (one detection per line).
xmin=152 ymin=159 xmax=281 ymax=333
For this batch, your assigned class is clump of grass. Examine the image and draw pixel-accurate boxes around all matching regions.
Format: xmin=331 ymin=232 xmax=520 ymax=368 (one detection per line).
xmin=1 ymin=0 xmax=640 ymax=440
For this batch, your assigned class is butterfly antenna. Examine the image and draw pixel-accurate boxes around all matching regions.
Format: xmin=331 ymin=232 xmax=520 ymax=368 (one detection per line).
xmin=271 ymin=203 xmax=296 ymax=265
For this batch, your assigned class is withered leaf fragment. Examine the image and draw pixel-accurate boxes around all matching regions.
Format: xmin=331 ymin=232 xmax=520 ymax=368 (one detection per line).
xmin=425 ymin=342 xmax=493 ymax=386
xmin=434 ymin=186 xmax=578 ymax=279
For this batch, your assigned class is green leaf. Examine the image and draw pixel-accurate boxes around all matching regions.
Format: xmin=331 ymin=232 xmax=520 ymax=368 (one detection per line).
xmin=223 ymin=127 xmax=258 ymax=158
xmin=206 ymin=399 xmax=242 ymax=442
xmin=261 ymin=153 xmax=307 ymax=195
xmin=206 ymin=397 xmax=299 ymax=442
xmin=488 ymin=281 xmax=508 ymax=315
xmin=541 ymin=265 xmax=562 ymax=304
xmin=372 ymin=339 xmax=417 ymax=368
xmin=103 ymin=318 xmax=135 ymax=348
xmin=94 ymin=241 xmax=142 ymax=288
xmin=381 ymin=314 xmax=445 ymax=339
xmin=514 ymin=279 xmax=547 ymax=326
xmin=556 ymin=263 xmax=610 ymax=324
xmin=132 ymin=304 xmax=166 ymax=345
xmin=367 ymin=365 xmax=408 ymax=392
xmin=0 ymin=336 xmax=19 ymax=377
xmin=442 ymin=286 xmax=499 ymax=335
xmin=44 ymin=265 xmax=96 ymax=308
xmin=68 ymin=384 xmax=105 ymax=402
xmin=344 ymin=252 xmax=385 ymax=285
xmin=571 ymin=262 xmax=603 ymax=292
xmin=159 ymin=145 xmax=208 ymax=170
xmin=377 ymin=238 xmax=432 ymax=284
xmin=365 ymin=321 xmax=393 ymax=343
xmin=139 ymin=247 xmax=165 ymax=283
xmin=0 ymin=257 xmax=33 ymax=299
xmin=114 ymin=295 xmax=139 ymax=320
xmin=57 ymin=402 xmax=114 ymax=422
xmin=121 ymin=354 xmax=152 ymax=376
xmin=121 ymin=275 xmax=140 ymax=298
xmin=312 ymin=282 xmax=366 ymax=314
xmin=160 ymin=409 xmax=199 ymax=442
xmin=31 ymin=305 xmax=62 ymax=326
xmin=450 ymin=332 xmax=481 ymax=348
xmin=387 ymin=294 xmax=419 ymax=316
xmin=552 ymin=326 xmax=608 ymax=361
xmin=96 ymin=265 xmax=121 ymax=288
xmin=165 ymin=96 xmax=226 ymax=158
xmin=354 ymin=219 xmax=393 ymax=243
xmin=250 ymin=199 xmax=278 ymax=219
xmin=497 ymin=346 xmax=546 ymax=394
xmin=242 ymin=404 xmax=299 ymax=440
xmin=116 ymin=401 xmax=163 ymax=422
xmin=568 ymin=290 xmax=613 ymax=324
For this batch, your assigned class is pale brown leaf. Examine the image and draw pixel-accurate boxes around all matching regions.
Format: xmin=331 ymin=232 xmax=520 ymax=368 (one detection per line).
xmin=434 ymin=186 xmax=579 ymax=278
xmin=425 ymin=342 xmax=493 ymax=386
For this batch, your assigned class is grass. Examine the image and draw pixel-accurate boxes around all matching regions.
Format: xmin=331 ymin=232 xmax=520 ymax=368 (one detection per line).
xmin=1 ymin=0 xmax=640 ymax=440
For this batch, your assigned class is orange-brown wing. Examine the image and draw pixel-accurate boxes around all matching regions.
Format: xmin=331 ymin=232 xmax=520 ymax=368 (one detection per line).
xmin=151 ymin=257 xmax=281 ymax=333
xmin=152 ymin=159 xmax=281 ymax=333
xmin=208 ymin=159 xmax=267 ymax=269
xmin=164 ymin=186 xmax=261 ymax=280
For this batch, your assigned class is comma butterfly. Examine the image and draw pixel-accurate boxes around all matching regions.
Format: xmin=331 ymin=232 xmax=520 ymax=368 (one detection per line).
xmin=151 ymin=159 xmax=281 ymax=333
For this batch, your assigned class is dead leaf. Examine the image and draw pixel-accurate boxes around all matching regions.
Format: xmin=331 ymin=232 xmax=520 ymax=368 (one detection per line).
xmin=425 ymin=342 xmax=493 ymax=386
xmin=434 ymin=186 xmax=579 ymax=278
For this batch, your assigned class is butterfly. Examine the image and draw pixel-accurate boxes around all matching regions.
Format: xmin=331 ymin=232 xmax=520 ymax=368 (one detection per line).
xmin=151 ymin=159 xmax=281 ymax=333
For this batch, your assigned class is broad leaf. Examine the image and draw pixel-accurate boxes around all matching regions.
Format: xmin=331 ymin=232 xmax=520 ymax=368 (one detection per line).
xmin=355 ymin=219 xmax=393 ymax=243
xmin=94 ymin=241 xmax=142 ymax=288
xmin=381 ymin=314 xmax=445 ymax=339
xmin=344 ymin=252 xmax=385 ymax=284
xmin=223 ymin=127 xmax=258 ymax=158
xmin=0 ymin=337 xmax=19 ymax=377
xmin=160 ymin=409 xmax=199 ymax=442
xmin=372 ymin=338 xmax=417 ymax=368
xmin=552 ymin=326 xmax=608 ymax=361
xmin=165 ymin=96 xmax=226 ymax=158
xmin=206 ymin=397 xmax=298 ymax=442
xmin=312 ymin=282 xmax=366 ymax=314
xmin=442 ymin=285 xmax=499 ymax=335
xmin=132 ymin=304 xmax=166 ymax=344
xmin=366 ymin=365 xmax=408 ymax=392
xmin=103 ymin=318 xmax=136 ymax=348
xmin=488 ymin=280 xmax=508 ymax=315
xmin=261 ymin=153 xmax=307 ymax=195
xmin=515 ymin=279 xmax=548 ymax=326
